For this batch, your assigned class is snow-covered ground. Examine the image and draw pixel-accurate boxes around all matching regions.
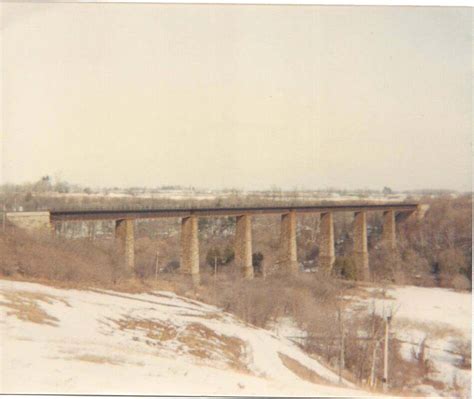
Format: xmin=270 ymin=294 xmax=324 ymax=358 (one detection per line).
xmin=349 ymin=285 xmax=472 ymax=398
xmin=0 ymin=279 xmax=372 ymax=396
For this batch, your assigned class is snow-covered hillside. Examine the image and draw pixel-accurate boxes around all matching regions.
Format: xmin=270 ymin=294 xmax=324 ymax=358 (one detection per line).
xmin=349 ymin=285 xmax=472 ymax=398
xmin=0 ymin=279 xmax=370 ymax=396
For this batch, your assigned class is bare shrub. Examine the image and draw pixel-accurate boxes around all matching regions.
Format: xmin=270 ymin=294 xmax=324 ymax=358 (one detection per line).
xmin=369 ymin=246 xmax=405 ymax=284
xmin=400 ymin=195 xmax=472 ymax=290
xmin=195 ymin=271 xmax=340 ymax=330
xmin=410 ymin=337 xmax=433 ymax=375
xmin=437 ymin=247 xmax=468 ymax=288
xmin=0 ymin=227 xmax=128 ymax=285
xmin=452 ymin=339 xmax=471 ymax=370
xmin=451 ymin=274 xmax=471 ymax=291
xmin=333 ymin=256 xmax=357 ymax=280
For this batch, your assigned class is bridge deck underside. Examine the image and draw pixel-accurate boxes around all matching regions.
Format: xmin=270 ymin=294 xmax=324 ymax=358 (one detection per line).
xmin=50 ymin=203 xmax=418 ymax=222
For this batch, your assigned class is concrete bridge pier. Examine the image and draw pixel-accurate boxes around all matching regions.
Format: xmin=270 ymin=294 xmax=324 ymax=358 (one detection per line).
xmin=115 ymin=219 xmax=135 ymax=271
xmin=353 ymin=211 xmax=369 ymax=280
xmin=180 ymin=215 xmax=200 ymax=284
xmin=279 ymin=211 xmax=298 ymax=273
xmin=234 ymin=214 xmax=254 ymax=279
xmin=319 ymin=212 xmax=335 ymax=274
xmin=382 ymin=210 xmax=396 ymax=249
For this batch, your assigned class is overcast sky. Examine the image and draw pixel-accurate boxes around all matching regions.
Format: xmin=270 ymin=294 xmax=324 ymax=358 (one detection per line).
xmin=1 ymin=3 xmax=472 ymax=191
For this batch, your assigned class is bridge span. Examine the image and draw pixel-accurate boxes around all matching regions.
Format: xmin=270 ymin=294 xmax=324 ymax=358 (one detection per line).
xmin=8 ymin=203 xmax=424 ymax=283
xmin=49 ymin=203 xmax=418 ymax=222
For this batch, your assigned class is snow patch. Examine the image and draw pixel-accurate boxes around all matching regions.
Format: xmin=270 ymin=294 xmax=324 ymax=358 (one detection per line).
xmin=0 ymin=279 xmax=368 ymax=396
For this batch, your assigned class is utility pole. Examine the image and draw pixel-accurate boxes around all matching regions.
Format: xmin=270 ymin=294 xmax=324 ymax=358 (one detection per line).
xmin=370 ymin=339 xmax=381 ymax=388
xmin=213 ymin=255 xmax=218 ymax=303
xmin=383 ymin=314 xmax=392 ymax=392
xmin=154 ymin=250 xmax=159 ymax=281
xmin=2 ymin=204 xmax=6 ymax=233
xmin=338 ymin=305 xmax=345 ymax=384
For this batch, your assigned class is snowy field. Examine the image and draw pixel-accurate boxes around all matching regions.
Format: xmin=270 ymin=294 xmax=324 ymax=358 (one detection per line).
xmin=349 ymin=285 xmax=472 ymax=398
xmin=0 ymin=279 xmax=372 ymax=396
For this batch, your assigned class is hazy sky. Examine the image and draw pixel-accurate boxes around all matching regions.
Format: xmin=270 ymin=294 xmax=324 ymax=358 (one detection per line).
xmin=1 ymin=3 xmax=472 ymax=191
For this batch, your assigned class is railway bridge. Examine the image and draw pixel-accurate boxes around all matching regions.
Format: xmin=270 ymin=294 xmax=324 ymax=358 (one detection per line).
xmin=7 ymin=203 xmax=425 ymax=283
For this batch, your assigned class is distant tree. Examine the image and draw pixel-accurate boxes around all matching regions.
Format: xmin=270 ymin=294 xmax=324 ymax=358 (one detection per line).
xmin=206 ymin=247 xmax=222 ymax=268
xmin=219 ymin=217 xmax=236 ymax=234
xmin=305 ymin=246 xmax=319 ymax=262
xmin=24 ymin=192 xmax=33 ymax=202
xmin=333 ymin=256 xmax=357 ymax=280
xmin=33 ymin=176 xmax=52 ymax=192
xmin=206 ymin=246 xmax=234 ymax=270
xmin=163 ymin=260 xmax=179 ymax=273
xmin=252 ymin=252 xmax=264 ymax=276
xmin=198 ymin=218 xmax=210 ymax=230
xmin=270 ymin=185 xmax=282 ymax=199
xmin=56 ymin=181 xmax=70 ymax=193
xmin=436 ymin=248 xmax=468 ymax=287
xmin=222 ymin=245 xmax=235 ymax=264
xmin=382 ymin=186 xmax=393 ymax=195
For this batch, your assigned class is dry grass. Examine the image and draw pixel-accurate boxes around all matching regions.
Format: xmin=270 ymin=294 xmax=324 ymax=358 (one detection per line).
xmin=422 ymin=378 xmax=447 ymax=392
xmin=395 ymin=317 xmax=464 ymax=340
xmin=73 ymin=354 xmax=124 ymax=366
xmin=183 ymin=322 xmax=247 ymax=371
xmin=278 ymin=352 xmax=334 ymax=386
xmin=109 ymin=316 xmax=248 ymax=372
xmin=343 ymin=284 xmax=395 ymax=301
xmin=0 ymin=228 xmax=130 ymax=285
xmin=112 ymin=317 xmax=178 ymax=341
xmin=0 ymin=269 xmax=179 ymax=295
xmin=178 ymin=312 xmax=224 ymax=321
xmin=196 ymin=272 xmax=341 ymax=329
xmin=451 ymin=339 xmax=471 ymax=369
xmin=0 ymin=290 xmax=69 ymax=326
